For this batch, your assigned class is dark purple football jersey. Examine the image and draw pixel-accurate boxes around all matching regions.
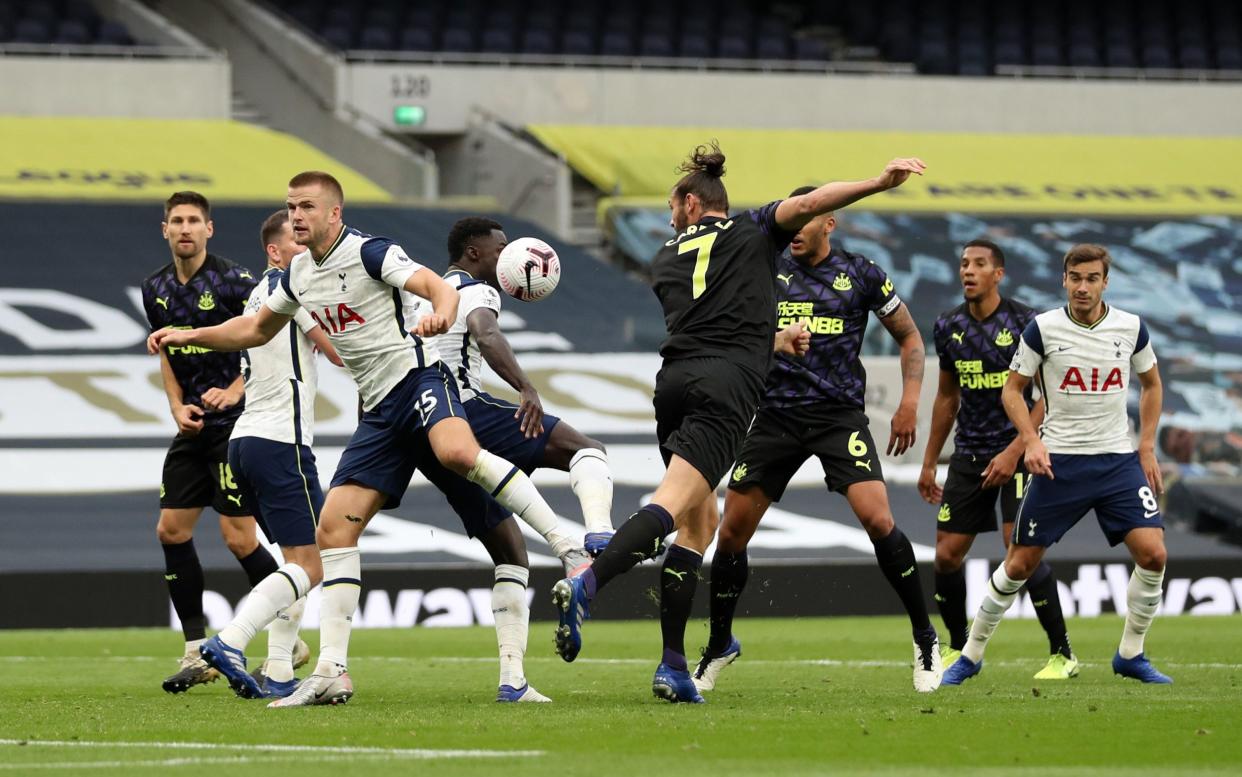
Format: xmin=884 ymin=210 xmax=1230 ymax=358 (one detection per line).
xmin=651 ymin=201 xmax=795 ymax=378
xmin=933 ymin=297 xmax=1037 ymax=456
xmin=761 ymin=247 xmax=901 ymax=410
xmin=141 ymin=253 xmax=257 ymax=427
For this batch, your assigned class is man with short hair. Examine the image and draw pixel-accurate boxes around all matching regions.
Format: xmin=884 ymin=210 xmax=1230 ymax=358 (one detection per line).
xmin=943 ymin=244 xmax=1171 ymax=686
xmin=919 ymin=239 xmax=1076 ymax=680
xmin=141 ymin=191 xmax=282 ymax=694
xmin=150 ymin=171 xmax=581 ymax=707
xmin=198 ymin=210 xmax=343 ymax=699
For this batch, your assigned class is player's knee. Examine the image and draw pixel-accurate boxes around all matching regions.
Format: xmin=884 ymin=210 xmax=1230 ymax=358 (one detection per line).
xmin=716 ymin=518 xmax=750 ymax=554
xmin=859 ymin=511 xmax=895 ymax=541
xmin=1135 ymin=545 xmax=1167 ymax=572
xmin=222 ymin=533 xmax=257 ymax=558
xmin=436 ymin=441 xmax=479 ymax=475
xmin=155 ymin=522 xmax=191 ymax=545
xmin=301 ymin=558 xmax=324 ymax=587
xmin=316 ymin=521 xmax=353 ymax=550
xmin=933 ymin=553 xmax=963 ymax=575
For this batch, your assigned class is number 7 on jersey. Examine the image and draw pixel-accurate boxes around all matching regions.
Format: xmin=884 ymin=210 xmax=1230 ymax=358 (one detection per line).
xmin=678 ymin=233 xmax=718 ymax=299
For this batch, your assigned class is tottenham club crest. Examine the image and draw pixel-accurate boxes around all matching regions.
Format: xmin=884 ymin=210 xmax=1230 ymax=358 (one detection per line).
xmin=197 ymin=291 xmax=215 ymax=311
xmin=338 ymin=271 xmax=348 ymax=292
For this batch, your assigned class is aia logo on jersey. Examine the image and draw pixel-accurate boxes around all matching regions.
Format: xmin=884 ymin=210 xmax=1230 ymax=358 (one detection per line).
xmin=1059 ymin=366 xmax=1123 ymax=392
xmin=312 ymin=303 xmax=366 ymax=335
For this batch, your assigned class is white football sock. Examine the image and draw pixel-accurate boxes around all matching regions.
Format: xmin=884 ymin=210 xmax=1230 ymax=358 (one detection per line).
xmin=184 ymin=638 xmax=205 ymax=658
xmin=265 ymin=595 xmax=307 ymax=683
xmin=316 ymin=547 xmax=361 ymax=675
xmin=219 ymin=563 xmax=310 ymax=650
xmin=493 ymin=564 xmax=530 ymax=689
xmin=1119 ymin=566 xmax=1164 ymax=659
xmin=962 ymin=566 xmax=1025 ymax=663
xmin=569 ymin=448 xmax=614 ymax=535
xmin=468 ymin=450 xmax=573 ymax=557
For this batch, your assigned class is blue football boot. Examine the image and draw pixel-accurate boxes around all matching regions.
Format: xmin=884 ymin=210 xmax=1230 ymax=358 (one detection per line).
xmin=1112 ymin=651 xmax=1173 ymax=684
xmin=583 ymin=531 xmax=615 ymax=557
xmin=200 ymin=635 xmax=265 ymax=699
xmin=652 ymin=663 xmax=706 ymax=704
xmin=551 ymin=575 xmax=590 ymax=662
xmin=941 ymin=655 xmax=983 ymax=686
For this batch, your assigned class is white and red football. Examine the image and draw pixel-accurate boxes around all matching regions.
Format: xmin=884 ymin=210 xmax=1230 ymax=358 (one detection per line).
xmin=496 ymin=237 xmax=561 ymax=302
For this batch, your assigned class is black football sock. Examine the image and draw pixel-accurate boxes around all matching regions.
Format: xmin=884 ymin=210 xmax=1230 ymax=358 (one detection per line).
xmin=585 ymin=503 xmax=674 ymax=596
xmin=1027 ymin=561 xmax=1072 ymax=658
xmin=660 ymin=544 xmax=702 ymax=672
xmin=237 ymin=543 xmax=280 ymax=587
xmin=872 ymin=526 xmax=933 ymax=634
xmin=162 ymin=539 xmax=207 ymax=641
xmin=708 ymin=550 xmax=749 ymax=654
xmin=934 ymin=567 xmax=970 ymax=650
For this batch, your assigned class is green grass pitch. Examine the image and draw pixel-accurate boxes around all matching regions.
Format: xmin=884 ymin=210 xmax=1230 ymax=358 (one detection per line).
xmin=1 ymin=615 xmax=1240 ymax=776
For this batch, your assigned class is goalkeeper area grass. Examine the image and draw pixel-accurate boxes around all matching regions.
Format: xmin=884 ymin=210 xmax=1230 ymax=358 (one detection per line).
xmin=1 ymin=615 xmax=1239 ymax=776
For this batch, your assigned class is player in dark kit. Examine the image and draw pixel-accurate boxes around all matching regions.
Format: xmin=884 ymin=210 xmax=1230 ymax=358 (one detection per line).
xmin=141 ymin=191 xmax=281 ymax=693
xmin=918 ymin=240 xmax=1076 ymax=679
xmin=551 ymin=142 xmax=926 ymax=703
xmin=697 ymin=186 xmax=942 ymax=695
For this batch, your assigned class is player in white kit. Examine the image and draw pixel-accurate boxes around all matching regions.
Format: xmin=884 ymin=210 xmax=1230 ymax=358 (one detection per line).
xmin=150 ymin=171 xmax=582 ymax=707
xmin=197 ymin=210 xmax=342 ymax=699
xmin=943 ymin=244 xmax=1171 ymax=685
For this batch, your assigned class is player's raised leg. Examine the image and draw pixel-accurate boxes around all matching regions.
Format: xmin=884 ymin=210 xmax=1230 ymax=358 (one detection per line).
xmin=845 ymin=480 xmax=942 ymax=692
xmin=1113 ymin=527 xmax=1172 ymax=683
xmin=541 ymin=425 xmax=615 ymax=556
xmin=695 ymin=485 xmax=767 ymax=692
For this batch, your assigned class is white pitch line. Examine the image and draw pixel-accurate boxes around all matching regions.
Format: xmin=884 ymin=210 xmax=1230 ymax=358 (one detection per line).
xmin=0 ymin=739 xmax=542 ymax=759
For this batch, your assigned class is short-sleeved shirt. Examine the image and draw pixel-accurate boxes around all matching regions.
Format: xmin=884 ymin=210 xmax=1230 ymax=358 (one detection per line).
xmin=406 ymin=268 xmax=503 ymax=403
xmin=651 ymin=201 xmax=796 ymax=378
xmin=141 ymin=253 xmax=256 ymax=427
xmin=933 ymin=297 xmax=1037 ymax=456
xmin=265 ymin=226 xmax=439 ymax=411
xmin=230 ymin=267 xmax=321 ymax=446
xmin=761 ymin=247 xmax=901 ymax=410
xmin=1010 ymin=304 xmax=1157 ymax=455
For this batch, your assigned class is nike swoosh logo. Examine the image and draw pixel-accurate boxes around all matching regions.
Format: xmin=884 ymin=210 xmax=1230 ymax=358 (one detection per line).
xmin=297 ymin=288 xmax=310 ymax=295
xmin=1056 ymin=345 xmax=1073 ymax=352
xmin=1144 ymin=510 xmax=1160 ymax=519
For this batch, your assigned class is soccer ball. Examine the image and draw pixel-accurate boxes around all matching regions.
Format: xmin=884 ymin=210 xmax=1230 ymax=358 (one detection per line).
xmin=496 ymin=237 xmax=561 ymax=302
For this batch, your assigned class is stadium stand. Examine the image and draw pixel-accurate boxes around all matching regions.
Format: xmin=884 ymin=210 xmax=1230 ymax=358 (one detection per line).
xmin=264 ymin=0 xmax=1242 ymax=77
xmin=0 ymin=0 xmax=136 ymax=46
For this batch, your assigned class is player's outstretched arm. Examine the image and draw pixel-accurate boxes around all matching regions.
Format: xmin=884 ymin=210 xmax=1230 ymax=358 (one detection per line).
xmin=468 ymin=309 xmax=544 ymax=438
xmin=147 ymin=306 xmax=290 ymax=355
xmin=404 ymin=268 xmax=460 ymax=337
xmin=1136 ymin=365 xmax=1164 ymax=495
xmin=773 ymin=158 xmax=926 ymax=232
xmin=918 ymin=368 xmax=960 ymax=504
xmin=879 ymin=303 xmax=923 ymax=456
xmin=1002 ymin=371 xmax=1052 ymax=479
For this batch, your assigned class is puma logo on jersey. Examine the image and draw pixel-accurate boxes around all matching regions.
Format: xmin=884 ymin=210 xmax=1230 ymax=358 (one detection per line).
xmin=855 ymin=459 xmax=872 ymax=472
xmin=951 ymin=332 xmax=964 ymax=344
xmin=155 ymin=297 xmax=168 ymax=309
xmin=777 ymin=273 xmax=793 ymax=285
xmin=226 ymin=494 xmax=242 ymax=507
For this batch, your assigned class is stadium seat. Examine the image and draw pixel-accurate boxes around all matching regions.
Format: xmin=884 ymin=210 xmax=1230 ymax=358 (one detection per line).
xmin=1106 ymin=41 xmax=1138 ymax=67
xmin=1032 ymin=42 xmax=1063 ymax=67
xmin=480 ymin=27 xmax=517 ymax=53
xmin=22 ymin=0 xmax=55 ymax=26
xmin=717 ymin=34 xmax=751 ymax=59
xmin=794 ymin=36 xmax=829 ymax=61
xmin=756 ymin=34 xmax=790 ymax=60
xmin=522 ymin=27 xmax=556 ymax=54
xmin=400 ymin=27 xmax=435 ymax=51
xmin=561 ymin=29 xmax=595 ymax=55
xmin=55 ymin=19 xmax=89 ymax=45
xmin=1217 ymin=44 xmax=1242 ymax=69
xmin=679 ymin=32 xmax=711 ymax=59
xmin=640 ymin=32 xmax=674 ymax=58
xmin=600 ymin=30 xmax=634 ymax=57
xmin=1068 ymin=42 xmax=1103 ymax=67
xmin=1180 ymin=43 xmax=1210 ymax=68
xmin=12 ymin=18 xmax=51 ymax=44
xmin=1142 ymin=43 xmax=1174 ymax=68
xmin=321 ymin=25 xmax=354 ymax=50
xmin=440 ymin=27 xmax=476 ymax=52
xmin=96 ymin=20 xmax=133 ymax=45
xmin=358 ymin=26 xmax=396 ymax=50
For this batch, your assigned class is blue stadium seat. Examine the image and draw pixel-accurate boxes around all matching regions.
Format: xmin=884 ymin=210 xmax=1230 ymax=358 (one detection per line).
xmin=1032 ymin=42 xmax=1063 ymax=67
xmin=12 ymin=17 xmax=50 ymax=43
xmin=679 ymin=32 xmax=711 ymax=59
xmin=321 ymin=25 xmax=354 ymax=50
xmin=1106 ymin=41 xmax=1138 ymax=67
xmin=359 ymin=25 xmax=396 ymax=50
xmin=756 ymin=33 xmax=790 ymax=60
xmin=480 ymin=27 xmax=516 ymax=53
xmin=561 ymin=29 xmax=595 ymax=55
xmin=717 ymin=33 xmax=750 ymax=59
xmin=600 ymin=30 xmax=634 ymax=57
xmin=407 ymin=8 xmax=438 ymax=32
xmin=1142 ymin=43 xmax=1173 ymax=68
xmin=22 ymin=0 xmax=55 ymax=26
xmin=794 ymin=36 xmax=829 ymax=61
xmin=1217 ymin=44 xmax=1242 ymax=69
xmin=522 ymin=27 xmax=556 ymax=54
xmin=96 ymin=20 xmax=132 ymax=45
xmin=917 ymin=39 xmax=954 ymax=74
xmin=956 ymin=40 xmax=988 ymax=73
xmin=440 ymin=26 xmax=476 ymax=52
xmin=400 ymin=26 xmax=435 ymax=51
xmin=640 ymin=32 xmax=674 ymax=57
xmin=1068 ymin=42 xmax=1103 ymax=66
xmin=993 ymin=40 xmax=1025 ymax=66
xmin=55 ymin=19 xmax=89 ymax=45
xmin=1180 ymin=43 xmax=1210 ymax=68
xmin=363 ymin=8 xmax=397 ymax=30
xmin=324 ymin=6 xmax=360 ymax=33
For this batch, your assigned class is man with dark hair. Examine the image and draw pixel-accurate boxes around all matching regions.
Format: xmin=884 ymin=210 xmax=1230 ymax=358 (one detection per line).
xmin=141 ymin=191 xmax=282 ymax=694
xmin=549 ymin=143 xmax=927 ymax=703
xmin=697 ymin=184 xmax=941 ymax=696
xmin=919 ymin=240 xmax=1077 ymax=681
xmin=944 ymin=244 xmax=1171 ymax=686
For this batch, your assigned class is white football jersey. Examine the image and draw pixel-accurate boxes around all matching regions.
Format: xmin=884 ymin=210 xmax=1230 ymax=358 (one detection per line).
xmin=404 ymin=269 xmax=502 ymax=402
xmin=1010 ymin=305 xmax=1157 ymax=454
xmin=266 ymin=226 xmax=439 ymax=410
xmin=231 ymin=268 xmax=320 ymax=446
